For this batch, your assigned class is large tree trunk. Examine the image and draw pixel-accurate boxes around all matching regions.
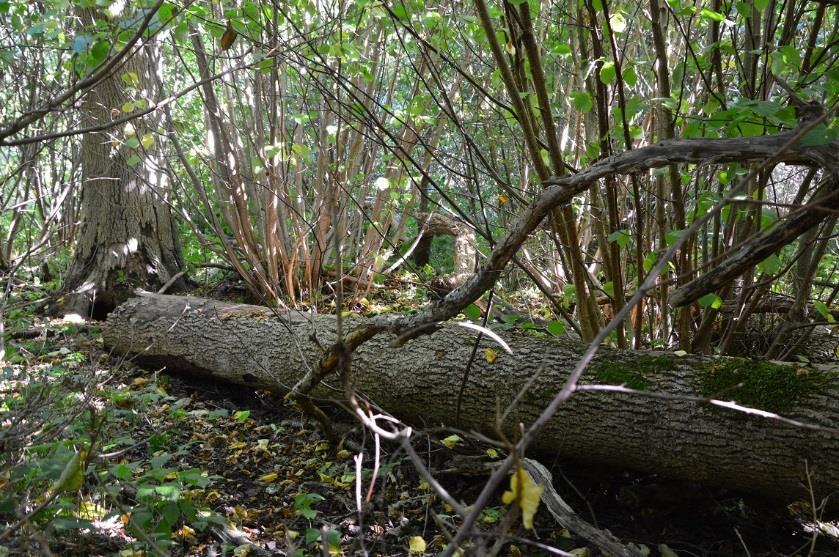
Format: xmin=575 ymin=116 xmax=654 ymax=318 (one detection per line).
xmin=62 ymin=12 xmax=184 ymax=319
xmin=104 ymin=293 xmax=839 ymax=506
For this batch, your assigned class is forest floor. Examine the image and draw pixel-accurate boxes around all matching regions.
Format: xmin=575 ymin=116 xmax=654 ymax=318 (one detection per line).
xmin=2 ymin=286 xmax=839 ymax=556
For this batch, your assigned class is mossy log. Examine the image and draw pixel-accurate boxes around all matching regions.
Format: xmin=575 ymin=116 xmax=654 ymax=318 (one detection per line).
xmin=104 ymin=293 xmax=839 ymax=506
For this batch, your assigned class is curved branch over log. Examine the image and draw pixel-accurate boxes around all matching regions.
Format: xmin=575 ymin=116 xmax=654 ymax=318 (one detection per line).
xmin=105 ymin=293 xmax=839 ymax=507
xmin=369 ymin=132 xmax=839 ymax=338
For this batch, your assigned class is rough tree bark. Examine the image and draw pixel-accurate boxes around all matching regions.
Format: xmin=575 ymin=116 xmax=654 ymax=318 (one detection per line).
xmin=61 ymin=12 xmax=185 ymax=319
xmin=105 ymin=293 xmax=839 ymax=506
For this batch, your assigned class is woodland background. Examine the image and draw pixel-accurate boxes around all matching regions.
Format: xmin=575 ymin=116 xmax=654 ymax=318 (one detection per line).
xmin=1 ymin=0 xmax=838 ymax=555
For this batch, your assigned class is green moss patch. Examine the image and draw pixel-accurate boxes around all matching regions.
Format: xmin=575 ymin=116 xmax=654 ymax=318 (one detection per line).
xmin=592 ymin=355 xmax=674 ymax=390
xmin=700 ymin=359 xmax=832 ymax=413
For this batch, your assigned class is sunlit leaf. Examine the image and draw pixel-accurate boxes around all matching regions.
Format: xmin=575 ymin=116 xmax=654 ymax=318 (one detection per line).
xmin=599 ymin=61 xmax=616 ymax=85
xmin=442 ymin=435 xmax=462 ymax=449
xmin=698 ymin=293 xmax=723 ymax=309
xmin=408 ymin=536 xmax=426 ymax=554
xmin=609 ymin=12 xmax=627 ymax=32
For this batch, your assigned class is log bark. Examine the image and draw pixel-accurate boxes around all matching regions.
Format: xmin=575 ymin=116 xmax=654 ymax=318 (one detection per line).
xmin=104 ymin=293 xmax=839 ymax=506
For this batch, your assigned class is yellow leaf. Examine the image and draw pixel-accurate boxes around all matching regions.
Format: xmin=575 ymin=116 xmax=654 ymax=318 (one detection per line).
xmin=497 ymin=193 xmax=509 ymax=205
xmin=131 ymin=377 xmax=148 ymax=388
xmin=501 ymin=466 xmax=544 ymax=530
xmin=486 ymin=448 xmax=499 ymax=459
xmin=175 ymin=525 xmax=197 ymax=539
xmin=441 ymin=435 xmax=462 ymax=449
xmin=484 ymin=348 xmax=497 ymax=364
xmin=259 ymin=472 xmax=279 ymax=483
xmin=141 ymin=133 xmax=155 ymax=150
xmin=408 ymin=536 xmax=427 ymax=554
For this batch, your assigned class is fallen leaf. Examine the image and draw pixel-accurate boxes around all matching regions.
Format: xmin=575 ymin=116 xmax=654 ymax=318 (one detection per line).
xmin=408 ymin=536 xmax=427 ymax=554
xmin=442 ymin=435 xmax=462 ymax=449
xmin=501 ymin=466 xmax=544 ymax=530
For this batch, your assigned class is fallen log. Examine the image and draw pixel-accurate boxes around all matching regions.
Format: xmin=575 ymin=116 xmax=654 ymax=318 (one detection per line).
xmin=104 ymin=293 xmax=839 ymax=506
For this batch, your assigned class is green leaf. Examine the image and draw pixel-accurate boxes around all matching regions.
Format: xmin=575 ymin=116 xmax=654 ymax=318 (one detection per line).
xmin=757 ymin=254 xmax=781 ymax=275
xmin=607 ymin=229 xmax=631 ymax=248
xmin=623 ymin=64 xmax=637 ymax=87
xmin=570 ymin=91 xmax=593 ymax=113
xmin=665 ymin=228 xmax=688 ymax=247
xmin=813 ymin=300 xmax=835 ymax=323
xmin=700 ymin=8 xmax=726 ymax=22
xmin=294 ymin=492 xmax=324 ymax=520
xmin=599 ymin=61 xmax=616 ymax=85
xmin=51 ymin=450 xmax=86 ymax=494
xmin=698 ymin=293 xmax=723 ymax=309
xmin=90 ymin=41 xmax=110 ymax=65
xmin=800 ymin=124 xmax=838 ymax=147
xmin=126 ymin=155 xmax=141 ymax=167
xmin=391 ymin=4 xmax=409 ymax=20
xmin=643 ymin=251 xmax=658 ymax=273
xmin=546 ymin=320 xmax=566 ymax=336
xmin=552 ymin=44 xmax=572 ymax=57
xmin=464 ymin=303 xmax=482 ymax=321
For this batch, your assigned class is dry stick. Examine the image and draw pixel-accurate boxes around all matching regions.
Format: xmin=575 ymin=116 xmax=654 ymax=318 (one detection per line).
xmin=438 ymin=108 xmax=839 ymax=556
